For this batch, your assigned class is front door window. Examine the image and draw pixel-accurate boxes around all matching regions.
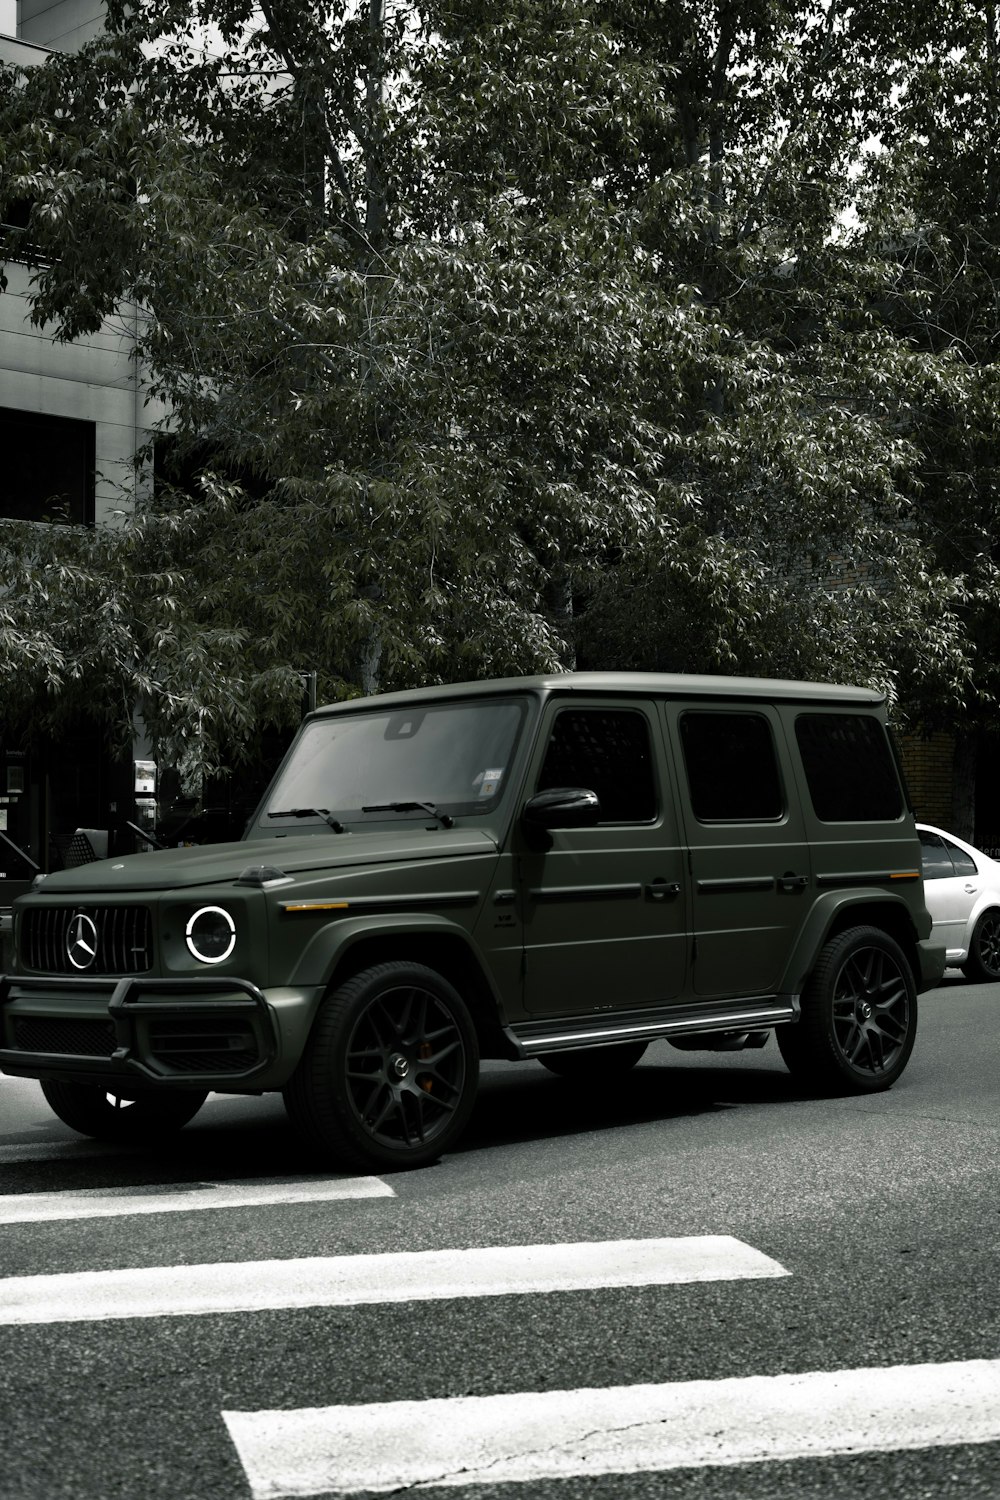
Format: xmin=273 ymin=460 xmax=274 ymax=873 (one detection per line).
xmin=536 ymin=708 xmax=656 ymax=823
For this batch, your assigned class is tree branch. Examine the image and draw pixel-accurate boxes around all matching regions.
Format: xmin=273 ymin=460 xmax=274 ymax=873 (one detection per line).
xmin=257 ymin=0 xmax=365 ymax=239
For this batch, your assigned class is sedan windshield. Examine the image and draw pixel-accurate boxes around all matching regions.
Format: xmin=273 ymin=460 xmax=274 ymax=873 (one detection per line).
xmin=266 ymin=699 xmax=526 ymax=823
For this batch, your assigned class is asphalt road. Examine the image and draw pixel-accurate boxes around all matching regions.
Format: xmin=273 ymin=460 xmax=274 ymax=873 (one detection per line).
xmin=0 ymin=973 xmax=996 ymax=1499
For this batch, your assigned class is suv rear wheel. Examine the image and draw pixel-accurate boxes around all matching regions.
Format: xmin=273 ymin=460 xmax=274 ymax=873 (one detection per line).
xmin=777 ymin=926 xmax=917 ymax=1093
xmin=40 ymin=1080 xmax=208 ymax=1140
xmin=283 ymin=961 xmax=480 ymax=1170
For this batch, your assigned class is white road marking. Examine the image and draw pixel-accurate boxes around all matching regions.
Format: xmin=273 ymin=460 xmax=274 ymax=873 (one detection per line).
xmin=223 ymin=1358 xmax=1000 ymax=1497
xmin=0 ymin=1176 xmax=396 ymax=1225
xmin=0 ymin=1236 xmax=787 ymax=1325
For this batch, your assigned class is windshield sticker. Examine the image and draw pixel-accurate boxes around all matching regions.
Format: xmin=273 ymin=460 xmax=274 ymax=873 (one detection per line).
xmin=477 ymin=768 xmax=505 ymax=797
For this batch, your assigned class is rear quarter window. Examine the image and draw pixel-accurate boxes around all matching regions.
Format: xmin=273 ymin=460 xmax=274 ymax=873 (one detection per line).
xmin=941 ymin=835 xmax=978 ymax=878
xmin=795 ymin=713 xmax=903 ymax=822
xmin=919 ymin=829 xmax=956 ymax=879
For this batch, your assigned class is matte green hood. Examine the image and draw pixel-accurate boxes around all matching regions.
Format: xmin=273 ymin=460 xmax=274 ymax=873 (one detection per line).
xmin=32 ymin=829 xmax=499 ymax=896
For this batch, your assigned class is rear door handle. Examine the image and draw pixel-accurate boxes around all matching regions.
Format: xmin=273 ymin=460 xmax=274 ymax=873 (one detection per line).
xmin=646 ymin=879 xmax=681 ymax=901
xmin=778 ymin=873 xmax=809 ymax=892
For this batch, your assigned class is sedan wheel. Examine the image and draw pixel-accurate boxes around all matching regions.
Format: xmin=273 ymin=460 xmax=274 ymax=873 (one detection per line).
xmin=961 ymin=908 xmax=1000 ymax=983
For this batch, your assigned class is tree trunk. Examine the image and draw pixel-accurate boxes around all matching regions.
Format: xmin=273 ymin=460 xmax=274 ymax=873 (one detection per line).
xmin=360 ymin=630 xmax=382 ymax=695
xmin=951 ymin=726 xmax=977 ymax=842
xmin=546 ymin=568 xmax=576 ymax=670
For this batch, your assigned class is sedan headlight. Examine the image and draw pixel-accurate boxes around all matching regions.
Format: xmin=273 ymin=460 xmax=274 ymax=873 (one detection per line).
xmin=185 ymin=906 xmax=237 ymax=964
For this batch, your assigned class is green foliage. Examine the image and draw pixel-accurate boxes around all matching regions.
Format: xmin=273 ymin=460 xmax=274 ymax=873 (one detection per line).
xmin=1 ymin=0 xmax=996 ymax=774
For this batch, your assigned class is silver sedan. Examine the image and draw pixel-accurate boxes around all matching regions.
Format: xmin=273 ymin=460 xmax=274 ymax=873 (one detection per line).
xmin=917 ymin=822 xmax=1000 ymax=981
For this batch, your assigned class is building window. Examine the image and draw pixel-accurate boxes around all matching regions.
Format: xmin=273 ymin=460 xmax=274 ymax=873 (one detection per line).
xmin=0 ymin=407 xmax=95 ymax=524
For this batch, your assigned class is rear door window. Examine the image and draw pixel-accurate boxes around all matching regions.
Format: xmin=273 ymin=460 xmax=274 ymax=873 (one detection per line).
xmin=679 ymin=712 xmax=783 ymax=822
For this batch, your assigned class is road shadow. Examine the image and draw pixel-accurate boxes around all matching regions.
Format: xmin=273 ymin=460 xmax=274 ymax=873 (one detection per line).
xmin=454 ymin=1058 xmax=804 ymax=1156
xmin=1 ymin=1055 xmax=828 ymax=1191
xmin=0 ymin=1111 xmax=324 ymax=1194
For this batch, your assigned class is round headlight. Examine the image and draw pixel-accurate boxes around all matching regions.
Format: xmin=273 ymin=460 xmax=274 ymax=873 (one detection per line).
xmin=185 ymin=906 xmax=236 ymax=964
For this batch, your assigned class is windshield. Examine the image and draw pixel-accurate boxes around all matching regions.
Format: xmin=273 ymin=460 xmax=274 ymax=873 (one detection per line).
xmin=266 ymin=698 xmax=527 ymax=823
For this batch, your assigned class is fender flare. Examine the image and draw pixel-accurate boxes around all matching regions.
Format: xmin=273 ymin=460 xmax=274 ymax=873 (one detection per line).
xmin=282 ymin=911 xmax=510 ymax=1044
xmin=780 ymin=888 xmax=922 ymax=995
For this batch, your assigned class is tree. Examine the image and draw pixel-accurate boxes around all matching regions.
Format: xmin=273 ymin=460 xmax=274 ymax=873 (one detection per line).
xmin=1 ymin=0 xmax=700 ymax=775
xmin=0 ymin=0 xmax=985 ymax=779
xmin=847 ymin=3 xmax=1000 ymax=828
xmin=543 ymin=0 xmax=980 ymax=726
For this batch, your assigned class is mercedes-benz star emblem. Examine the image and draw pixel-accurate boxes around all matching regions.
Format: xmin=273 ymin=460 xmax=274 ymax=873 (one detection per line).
xmin=66 ymin=911 xmax=99 ymax=971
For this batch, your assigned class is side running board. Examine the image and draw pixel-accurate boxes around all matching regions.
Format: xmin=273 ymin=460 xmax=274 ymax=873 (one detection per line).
xmin=507 ymin=995 xmax=800 ymax=1058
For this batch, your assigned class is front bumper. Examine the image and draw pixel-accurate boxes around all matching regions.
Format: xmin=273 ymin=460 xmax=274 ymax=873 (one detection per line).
xmin=917 ymin=937 xmax=948 ymax=993
xmin=0 ymin=973 xmax=284 ymax=1090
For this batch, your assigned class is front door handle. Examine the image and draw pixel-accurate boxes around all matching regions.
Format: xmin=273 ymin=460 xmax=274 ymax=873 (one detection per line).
xmin=646 ymin=879 xmax=681 ymax=901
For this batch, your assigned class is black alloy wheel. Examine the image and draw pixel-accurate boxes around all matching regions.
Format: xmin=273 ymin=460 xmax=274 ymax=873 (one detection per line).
xmin=777 ymin=926 xmax=917 ymax=1093
xmin=538 ymin=1041 xmax=648 ymax=1078
xmin=39 ymin=1079 xmax=208 ymax=1140
xmin=283 ymin=961 xmax=480 ymax=1170
xmin=961 ymin=909 xmax=1000 ymax=983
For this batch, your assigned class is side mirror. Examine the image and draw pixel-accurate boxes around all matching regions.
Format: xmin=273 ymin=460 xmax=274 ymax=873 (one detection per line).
xmin=522 ymin=787 xmax=601 ymax=830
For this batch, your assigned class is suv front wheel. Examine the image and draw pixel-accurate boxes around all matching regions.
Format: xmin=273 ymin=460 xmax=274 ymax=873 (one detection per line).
xmin=283 ymin=961 xmax=480 ymax=1170
xmin=777 ymin=926 xmax=917 ymax=1094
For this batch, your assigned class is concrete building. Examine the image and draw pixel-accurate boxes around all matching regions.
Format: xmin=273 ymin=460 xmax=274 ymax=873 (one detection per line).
xmin=1 ymin=0 xmax=158 ymax=905
xmin=1 ymin=0 xmax=152 ymax=528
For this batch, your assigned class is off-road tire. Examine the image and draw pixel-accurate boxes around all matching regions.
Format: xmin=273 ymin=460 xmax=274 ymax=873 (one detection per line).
xmin=283 ymin=961 xmax=480 ymax=1170
xmin=776 ymin=925 xmax=917 ymax=1094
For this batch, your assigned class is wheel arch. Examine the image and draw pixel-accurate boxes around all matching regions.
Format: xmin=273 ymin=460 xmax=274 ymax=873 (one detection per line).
xmin=295 ymin=916 xmax=519 ymax=1060
xmin=777 ymin=920 xmax=918 ymax=1094
xmin=784 ymin=893 xmax=923 ymax=995
xmin=968 ymin=895 xmax=1000 ymax=936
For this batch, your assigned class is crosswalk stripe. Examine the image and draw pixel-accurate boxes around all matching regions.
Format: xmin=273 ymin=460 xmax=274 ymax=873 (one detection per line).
xmin=0 ymin=1236 xmax=787 ymax=1325
xmin=0 ymin=1176 xmax=396 ymax=1225
xmin=223 ymin=1357 xmax=1000 ymax=1497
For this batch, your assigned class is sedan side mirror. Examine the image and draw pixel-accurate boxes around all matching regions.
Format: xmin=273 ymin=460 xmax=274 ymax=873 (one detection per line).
xmin=522 ymin=787 xmax=601 ymax=830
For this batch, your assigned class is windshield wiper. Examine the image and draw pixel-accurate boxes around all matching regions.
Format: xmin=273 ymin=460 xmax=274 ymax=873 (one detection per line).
xmin=361 ymin=801 xmax=454 ymax=829
xmin=268 ymin=807 xmax=347 ymax=833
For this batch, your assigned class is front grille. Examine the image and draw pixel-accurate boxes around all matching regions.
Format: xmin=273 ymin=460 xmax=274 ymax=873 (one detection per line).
xmin=12 ymin=1017 xmax=117 ymax=1057
xmin=20 ymin=906 xmax=154 ymax=975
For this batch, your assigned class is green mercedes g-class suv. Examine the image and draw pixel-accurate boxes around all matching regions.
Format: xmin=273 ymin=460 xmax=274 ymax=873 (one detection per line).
xmin=0 ymin=673 xmax=945 ymax=1169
